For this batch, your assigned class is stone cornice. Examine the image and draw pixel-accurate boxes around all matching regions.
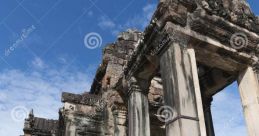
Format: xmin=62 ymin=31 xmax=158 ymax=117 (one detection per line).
xmin=61 ymin=92 xmax=106 ymax=108
xmin=190 ymin=10 xmax=259 ymax=54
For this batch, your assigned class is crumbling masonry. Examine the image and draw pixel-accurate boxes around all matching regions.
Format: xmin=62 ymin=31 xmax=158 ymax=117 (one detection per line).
xmin=23 ymin=0 xmax=259 ymax=136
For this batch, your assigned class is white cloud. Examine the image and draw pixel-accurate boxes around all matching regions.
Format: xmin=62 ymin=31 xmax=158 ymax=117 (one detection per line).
xmin=0 ymin=61 xmax=92 ymax=136
xmin=98 ymin=16 xmax=116 ymax=30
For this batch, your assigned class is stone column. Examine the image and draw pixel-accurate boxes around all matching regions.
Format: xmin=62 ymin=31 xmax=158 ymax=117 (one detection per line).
xmin=238 ymin=66 xmax=259 ymax=136
xmin=203 ymin=97 xmax=215 ymax=136
xmin=112 ymin=104 xmax=127 ymax=136
xmin=160 ymin=43 xmax=201 ymax=136
xmin=188 ymin=49 xmax=207 ymax=136
xmin=128 ymin=77 xmax=150 ymax=136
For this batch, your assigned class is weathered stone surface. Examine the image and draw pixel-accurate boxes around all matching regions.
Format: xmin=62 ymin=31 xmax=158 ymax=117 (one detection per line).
xmin=199 ymin=0 xmax=259 ymax=33
xmin=148 ymin=77 xmax=163 ymax=103
xmin=188 ymin=49 xmax=207 ymax=136
xmin=238 ymin=67 xmax=259 ymax=136
xmin=24 ymin=110 xmax=59 ymax=136
xmin=160 ymin=43 xmax=200 ymax=136
xmin=128 ymin=91 xmax=150 ymax=136
xmin=59 ymin=92 xmax=105 ymax=136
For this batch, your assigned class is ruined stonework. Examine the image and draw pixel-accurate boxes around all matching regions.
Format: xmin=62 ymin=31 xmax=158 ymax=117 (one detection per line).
xmin=23 ymin=110 xmax=59 ymax=136
xmin=23 ymin=0 xmax=259 ymax=136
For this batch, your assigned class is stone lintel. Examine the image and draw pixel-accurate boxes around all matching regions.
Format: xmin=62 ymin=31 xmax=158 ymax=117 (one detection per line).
xmin=61 ymin=92 xmax=104 ymax=106
xmin=162 ymin=21 xmax=258 ymax=73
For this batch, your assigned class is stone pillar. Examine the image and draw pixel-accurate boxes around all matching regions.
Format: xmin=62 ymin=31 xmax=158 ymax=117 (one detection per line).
xmin=238 ymin=66 xmax=259 ymax=136
xmin=128 ymin=77 xmax=150 ymax=136
xmin=203 ymin=97 xmax=215 ymax=136
xmin=188 ymin=49 xmax=207 ymax=136
xmin=160 ymin=43 xmax=201 ymax=136
xmin=112 ymin=104 xmax=127 ymax=136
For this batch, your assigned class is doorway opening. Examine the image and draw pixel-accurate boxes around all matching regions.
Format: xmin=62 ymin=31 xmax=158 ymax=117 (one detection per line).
xmin=212 ymin=82 xmax=247 ymax=136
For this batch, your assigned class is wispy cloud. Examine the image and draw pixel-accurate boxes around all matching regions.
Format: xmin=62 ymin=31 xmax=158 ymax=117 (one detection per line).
xmin=98 ymin=16 xmax=116 ymax=30
xmin=0 ymin=58 xmax=92 ymax=136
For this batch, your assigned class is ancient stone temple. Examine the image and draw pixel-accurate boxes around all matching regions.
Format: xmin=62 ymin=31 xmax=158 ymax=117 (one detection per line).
xmin=23 ymin=0 xmax=259 ymax=136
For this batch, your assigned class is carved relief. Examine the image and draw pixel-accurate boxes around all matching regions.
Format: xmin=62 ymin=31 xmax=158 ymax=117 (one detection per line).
xmin=201 ymin=0 xmax=259 ymax=33
xmin=228 ymin=0 xmax=257 ymax=29
xmin=201 ymin=0 xmax=228 ymax=18
xmin=154 ymin=2 xmax=188 ymax=27
xmin=179 ymin=0 xmax=197 ymax=12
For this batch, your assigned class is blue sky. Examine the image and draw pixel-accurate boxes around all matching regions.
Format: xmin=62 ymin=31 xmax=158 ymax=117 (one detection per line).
xmin=0 ymin=0 xmax=258 ymax=136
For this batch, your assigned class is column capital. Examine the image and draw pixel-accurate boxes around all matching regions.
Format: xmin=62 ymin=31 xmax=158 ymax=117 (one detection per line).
xmin=127 ymin=76 xmax=150 ymax=96
xmin=168 ymin=31 xmax=190 ymax=47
